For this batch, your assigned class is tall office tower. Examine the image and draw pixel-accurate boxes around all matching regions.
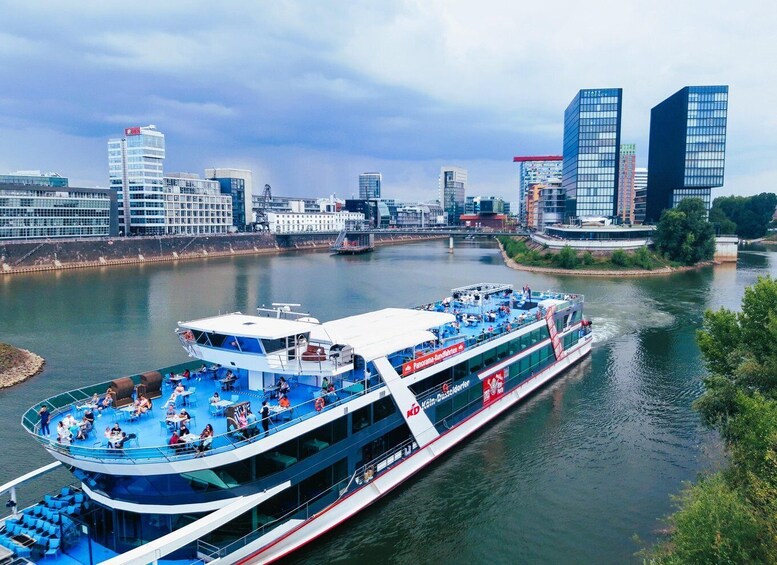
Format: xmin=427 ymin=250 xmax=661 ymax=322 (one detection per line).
xmin=108 ymin=125 xmax=165 ymax=235
xmin=0 ymin=171 xmax=68 ymax=187
xmin=562 ymin=88 xmax=623 ymax=221
xmin=163 ymin=173 xmax=233 ymax=235
xmin=439 ymin=166 xmax=467 ymax=225
xmin=646 ymin=85 xmax=728 ymax=222
xmin=513 ymin=156 xmax=563 ymax=225
xmin=358 ymin=172 xmax=382 ymax=199
xmin=206 ymin=168 xmax=253 ymax=229
xmin=617 ymin=144 xmax=637 ymax=223
xmin=633 ymin=167 xmax=648 ymax=224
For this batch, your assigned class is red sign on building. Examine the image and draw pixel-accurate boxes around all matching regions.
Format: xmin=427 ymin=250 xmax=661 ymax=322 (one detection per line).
xmin=124 ymin=127 xmax=141 ymax=136
xmin=402 ymin=342 xmax=466 ymax=377
xmin=483 ymin=369 xmax=505 ymax=407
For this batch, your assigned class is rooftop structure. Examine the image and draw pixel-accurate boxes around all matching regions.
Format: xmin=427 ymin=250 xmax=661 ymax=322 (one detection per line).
xmin=0 ymin=171 xmax=69 ymax=187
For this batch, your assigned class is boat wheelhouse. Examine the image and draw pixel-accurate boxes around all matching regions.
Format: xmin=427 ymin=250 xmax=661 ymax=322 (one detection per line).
xmin=6 ymin=283 xmax=592 ymax=564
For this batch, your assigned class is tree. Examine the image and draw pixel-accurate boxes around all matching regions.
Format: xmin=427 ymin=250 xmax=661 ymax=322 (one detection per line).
xmin=653 ymin=198 xmax=715 ymax=265
xmin=554 ymin=245 xmax=578 ymax=269
xmin=710 ymin=193 xmax=777 ymax=239
xmin=695 ymin=276 xmax=777 ymax=431
xmin=661 ymin=474 xmax=766 ymax=564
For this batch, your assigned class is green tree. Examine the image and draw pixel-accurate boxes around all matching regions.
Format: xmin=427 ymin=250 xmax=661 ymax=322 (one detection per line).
xmin=711 ymin=193 xmax=777 ymax=239
xmin=554 ymin=245 xmax=578 ymax=269
xmin=632 ymin=246 xmax=654 ymax=270
xmin=660 ymin=474 xmax=766 ymax=564
xmin=610 ymin=249 xmax=629 ymax=267
xmin=653 ymin=198 xmax=715 ymax=265
xmin=581 ymin=251 xmax=594 ymax=265
xmin=695 ymin=276 xmax=777 ymax=431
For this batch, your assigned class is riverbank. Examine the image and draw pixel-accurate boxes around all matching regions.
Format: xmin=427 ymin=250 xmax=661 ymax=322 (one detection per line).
xmin=0 ymin=343 xmax=44 ymax=388
xmin=498 ymin=240 xmax=714 ymax=277
xmin=0 ymin=233 xmax=445 ymax=276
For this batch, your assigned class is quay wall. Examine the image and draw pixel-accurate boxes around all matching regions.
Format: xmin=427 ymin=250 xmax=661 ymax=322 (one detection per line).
xmin=0 ymin=233 xmax=444 ymax=275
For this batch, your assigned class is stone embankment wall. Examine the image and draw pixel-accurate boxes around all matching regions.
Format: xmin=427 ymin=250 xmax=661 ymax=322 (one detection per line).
xmin=0 ymin=232 xmax=444 ymax=275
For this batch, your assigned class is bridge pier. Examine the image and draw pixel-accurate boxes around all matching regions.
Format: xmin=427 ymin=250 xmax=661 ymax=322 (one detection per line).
xmin=448 ymin=236 xmax=454 ymax=253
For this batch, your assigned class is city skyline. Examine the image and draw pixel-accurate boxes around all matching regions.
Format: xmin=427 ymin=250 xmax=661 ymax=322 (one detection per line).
xmin=0 ymin=1 xmax=772 ymax=203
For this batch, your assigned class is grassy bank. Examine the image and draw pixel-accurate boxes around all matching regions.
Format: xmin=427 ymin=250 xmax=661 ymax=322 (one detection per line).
xmin=0 ymin=342 xmax=26 ymax=372
xmin=498 ymin=236 xmax=674 ymax=271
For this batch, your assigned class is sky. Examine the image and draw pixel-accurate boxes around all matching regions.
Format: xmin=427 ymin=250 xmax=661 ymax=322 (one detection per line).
xmin=0 ymin=0 xmax=775 ymax=203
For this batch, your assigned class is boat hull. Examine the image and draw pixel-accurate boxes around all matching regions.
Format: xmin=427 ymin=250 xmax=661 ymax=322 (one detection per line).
xmin=222 ymin=334 xmax=593 ymax=564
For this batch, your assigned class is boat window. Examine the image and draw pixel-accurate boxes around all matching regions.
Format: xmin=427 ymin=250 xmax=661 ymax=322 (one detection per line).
xmin=235 ymin=336 xmax=262 ymax=353
xmin=468 ymin=354 xmax=483 ymax=374
xmin=509 ymin=338 xmax=520 ymax=356
xmin=497 ymin=343 xmax=510 ymax=360
xmin=192 ymin=330 xmax=209 ymax=345
xmin=435 ymin=399 xmax=453 ymax=423
xmin=469 ymin=384 xmax=484 ymax=404
xmin=520 ymin=332 xmax=531 ymax=349
xmin=452 ymin=389 xmax=469 ymax=414
xmin=261 ymin=338 xmax=287 ymax=353
xmin=373 ymin=396 xmax=397 ymax=423
xmin=483 ymin=347 xmax=496 ymax=368
xmin=452 ymin=360 xmax=468 ymax=381
xmin=509 ymin=360 xmax=521 ymax=378
xmin=352 ymin=405 xmax=371 ymax=432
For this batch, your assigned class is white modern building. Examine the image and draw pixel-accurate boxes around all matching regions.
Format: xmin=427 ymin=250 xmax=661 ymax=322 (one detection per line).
xmin=439 ymin=166 xmax=467 ymax=225
xmin=266 ymin=210 xmax=364 ymax=234
xmin=358 ymin=172 xmax=382 ymax=199
xmin=396 ymin=203 xmax=447 ymax=228
xmin=108 ymin=125 xmax=166 ymax=235
xmin=163 ymin=173 xmax=233 ymax=235
xmin=205 ymin=168 xmax=253 ymax=230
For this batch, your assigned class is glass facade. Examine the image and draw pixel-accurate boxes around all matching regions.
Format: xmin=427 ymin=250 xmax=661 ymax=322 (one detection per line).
xmin=0 ymin=172 xmax=68 ymax=187
xmin=109 ymin=126 xmax=166 ymax=236
xmin=646 ymin=86 xmax=728 ymax=222
xmin=514 ymin=157 xmax=562 ymax=225
xmin=358 ymin=173 xmax=382 ymax=200
xmin=562 ymin=88 xmax=623 ymax=221
xmin=439 ymin=166 xmax=467 ymax=225
xmin=0 ymin=184 xmax=117 ymax=239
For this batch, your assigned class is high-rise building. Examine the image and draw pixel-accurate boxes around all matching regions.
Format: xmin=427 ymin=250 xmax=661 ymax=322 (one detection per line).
xmin=562 ymin=88 xmax=623 ymax=221
xmin=633 ymin=167 xmax=648 ymax=224
xmin=163 ymin=173 xmax=233 ymax=235
xmin=646 ymin=85 xmax=728 ymax=222
xmin=358 ymin=172 xmax=382 ymax=199
xmin=513 ymin=156 xmax=562 ymax=225
xmin=0 ymin=171 xmax=68 ymax=187
xmin=108 ymin=125 xmax=165 ymax=235
xmin=617 ymin=144 xmax=637 ymax=223
xmin=439 ymin=166 xmax=467 ymax=225
xmin=205 ymin=168 xmax=253 ymax=229
xmin=539 ymin=178 xmax=565 ymax=229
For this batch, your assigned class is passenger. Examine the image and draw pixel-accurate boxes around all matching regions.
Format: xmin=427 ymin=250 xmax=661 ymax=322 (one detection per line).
xmin=100 ymin=387 xmax=114 ymax=411
xmin=166 ymin=402 xmax=176 ymax=417
xmin=278 ymin=376 xmax=290 ymax=395
xmin=57 ymin=421 xmax=71 ymax=445
xmin=237 ymin=409 xmax=248 ymax=429
xmin=279 ymin=395 xmax=290 ymax=409
xmin=169 ymin=430 xmax=182 ymax=450
xmin=113 ymin=432 xmax=129 ymax=450
xmin=209 ymin=391 xmax=220 ymax=404
xmin=321 ymin=377 xmax=330 ymax=392
xmin=261 ymin=400 xmax=270 ymax=437
xmin=111 ymin=422 xmax=122 ymax=435
xmin=196 ymin=424 xmax=214 ymax=454
xmin=179 ymin=423 xmax=190 ymax=437
xmin=182 ymin=369 xmax=191 ymax=379
xmin=246 ymin=409 xmax=258 ymax=436
xmin=138 ymin=395 xmax=151 ymax=414
xmin=83 ymin=408 xmax=95 ymax=425
xmin=179 ymin=409 xmax=190 ymax=427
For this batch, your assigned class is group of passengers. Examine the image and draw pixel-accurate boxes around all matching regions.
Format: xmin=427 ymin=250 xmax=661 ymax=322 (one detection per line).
xmin=55 ymin=409 xmax=97 ymax=444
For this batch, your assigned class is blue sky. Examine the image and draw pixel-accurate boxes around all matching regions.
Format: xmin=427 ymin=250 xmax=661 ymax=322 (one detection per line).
xmin=0 ymin=0 xmax=774 ymax=203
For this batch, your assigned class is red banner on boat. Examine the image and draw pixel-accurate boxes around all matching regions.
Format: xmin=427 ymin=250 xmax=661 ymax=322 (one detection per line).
xmin=483 ymin=369 xmax=505 ymax=407
xmin=402 ymin=342 xmax=465 ymax=377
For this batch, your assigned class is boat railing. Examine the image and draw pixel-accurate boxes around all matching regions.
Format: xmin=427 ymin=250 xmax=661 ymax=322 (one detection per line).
xmin=349 ymin=437 xmax=417 ymax=489
xmin=23 ymin=375 xmax=385 ymax=464
xmin=198 ymin=476 xmax=352 ymax=560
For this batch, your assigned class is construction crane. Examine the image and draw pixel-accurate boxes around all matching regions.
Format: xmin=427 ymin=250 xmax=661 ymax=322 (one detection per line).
xmin=254 ymin=184 xmax=272 ymax=231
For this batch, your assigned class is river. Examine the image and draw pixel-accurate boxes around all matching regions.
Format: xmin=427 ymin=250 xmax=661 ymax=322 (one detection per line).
xmin=0 ymin=240 xmax=774 ymax=564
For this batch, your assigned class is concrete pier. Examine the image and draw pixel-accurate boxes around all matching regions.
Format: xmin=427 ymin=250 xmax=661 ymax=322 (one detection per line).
xmin=714 ymin=235 xmax=739 ymax=262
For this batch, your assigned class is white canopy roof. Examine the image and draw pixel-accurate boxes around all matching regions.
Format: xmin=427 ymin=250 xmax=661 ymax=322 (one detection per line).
xmin=311 ymin=308 xmax=455 ymax=361
xmin=179 ymin=314 xmax=319 ymax=340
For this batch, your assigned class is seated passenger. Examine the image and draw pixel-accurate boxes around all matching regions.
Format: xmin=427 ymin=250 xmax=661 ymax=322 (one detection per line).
xmin=182 ymin=369 xmax=191 ymax=379
xmin=169 ymin=430 xmax=182 ymax=450
xmin=321 ymin=377 xmax=330 ymax=392
xmin=279 ymin=395 xmax=290 ymax=409
xmin=209 ymin=391 xmax=221 ymax=404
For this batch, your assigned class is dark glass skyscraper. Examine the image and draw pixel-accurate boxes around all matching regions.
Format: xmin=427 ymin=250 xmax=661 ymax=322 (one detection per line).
xmin=562 ymin=88 xmax=623 ymax=220
xmin=646 ymin=85 xmax=728 ymax=222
